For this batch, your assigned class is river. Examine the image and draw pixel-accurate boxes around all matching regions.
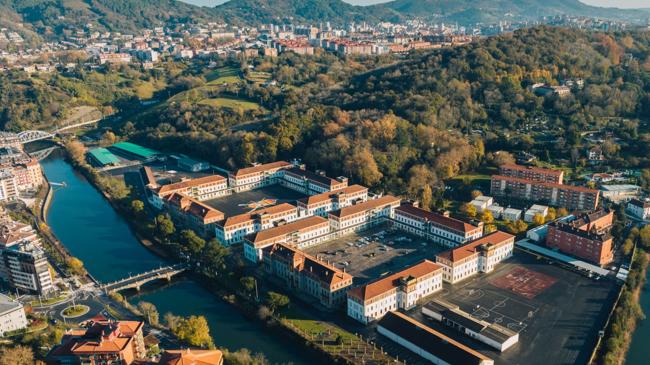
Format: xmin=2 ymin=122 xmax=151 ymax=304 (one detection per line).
xmin=40 ymin=150 xmax=308 ymax=364
xmin=625 ymin=267 xmax=650 ymax=364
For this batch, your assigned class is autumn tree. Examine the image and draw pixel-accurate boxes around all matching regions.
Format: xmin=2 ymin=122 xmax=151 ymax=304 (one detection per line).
xmin=480 ymin=210 xmax=494 ymax=224
xmin=532 ymin=213 xmax=546 ymax=226
xmin=138 ymin=301 xmax=160 ymax=326
xmin=266 ymin=291 xmax=290 ymax=312
xmin=173 ymin=315 xmax=214 ymax=348
xmin=344 ymin=148 xmax=382 ymax=186
xmin=0 ymin=346 xmax=35 ymax=365
xmin=461 ymin=203 xmax=478 ymax=219
xmin=67 ymin=257 xmax=85 ymax=276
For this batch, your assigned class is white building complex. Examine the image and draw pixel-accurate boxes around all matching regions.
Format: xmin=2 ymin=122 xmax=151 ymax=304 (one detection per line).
xmin=627 ymin=199 xmax=650 ymax=220
xmin=347 ymin=260 xmax=443 ymax=324
xmin=423 ymin=299 xmax=519 ymax=352
xmin=151 ymin=174 xmax=228 ymax=208
xmin=296 ymin=185 xmax=368 ymax=217
xmin=393 ymin=203 xmax=483 ymax=248
xmin=243 ymin=216 xmax=330 ymax=262
xmin=228 ymin=161 xmax=293 ymax=192
xmin=0 ymin=293 xmax=28 ymax=336
xmin=215 ymin=203 xmax=299 ymax=246
xmin=328 ymin=195 xmax=400 ymax=234
xmin=435 ymin=231 xmax=515 ymax=284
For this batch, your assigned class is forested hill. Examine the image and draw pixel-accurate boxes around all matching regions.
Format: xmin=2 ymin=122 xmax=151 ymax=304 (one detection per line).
xmin=380 ymin=0 xmax=650 ymax=25
xmin=213 ymin=0 xmax=401 ymax=25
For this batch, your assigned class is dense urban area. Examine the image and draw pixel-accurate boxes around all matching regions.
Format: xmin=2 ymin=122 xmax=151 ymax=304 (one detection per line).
xmin=0 ymin=0 xmax=649 ymax=365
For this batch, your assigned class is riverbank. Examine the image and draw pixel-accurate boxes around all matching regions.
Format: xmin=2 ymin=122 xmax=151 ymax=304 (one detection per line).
xmin=596 ymin=248 xmax=649 ymax=365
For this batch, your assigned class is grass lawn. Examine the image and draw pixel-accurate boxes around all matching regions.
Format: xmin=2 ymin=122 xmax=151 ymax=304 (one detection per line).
xmin=198 ymin=97 xmax=261 ymax=111
xmin=246 ymin=71 xmax=272 ymax=83
xmin=280 ymin=306 xmax=356 ymax=343
xmin=206 ymin=67 xmax=239 ymax=82
xmin=207 ymin=75 xmax=241 ymax=85
xmin=30 ymin=293 xmax=69 ymax=307
xmin=62 ymin=305 xmax=89 ymax=318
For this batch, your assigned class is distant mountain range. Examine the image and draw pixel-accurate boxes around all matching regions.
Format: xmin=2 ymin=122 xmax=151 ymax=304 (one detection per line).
xmin=1 ymin=0 xmax=649 ymax=43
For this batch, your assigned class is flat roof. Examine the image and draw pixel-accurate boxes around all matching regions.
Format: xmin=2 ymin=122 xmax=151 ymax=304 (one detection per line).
xmin=87 ymin=148 xmax=120 ymax=166
xmin=110 ymin=142 xmax=160 ymax=159
xmin=516 ymin=239 xmax=610 ymax=276
xmin=500 ymin=163 xmax=564 ymax=177
xmin=378 ymin=311 xmax=492 ymax=365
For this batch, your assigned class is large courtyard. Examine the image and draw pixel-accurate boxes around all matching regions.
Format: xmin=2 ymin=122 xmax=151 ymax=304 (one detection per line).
xmin=203 ymin=184 xmax=308 ymax=216
xmin=304 ymin=224 xmax=448 ymax=283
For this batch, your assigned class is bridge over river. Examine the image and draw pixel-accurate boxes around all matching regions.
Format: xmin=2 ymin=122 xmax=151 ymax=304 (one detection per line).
xmin=99 ymin=264 xmax=188 ymax=293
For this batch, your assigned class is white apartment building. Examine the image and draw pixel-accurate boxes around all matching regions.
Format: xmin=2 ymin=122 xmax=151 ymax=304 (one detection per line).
xmin=152 ymin=175 xmax=228 ymax=208
xmin=0 ymin=293 xmax=28 ymax=336
xmin=0 ymin=170 xmax=18 ymax=202
xmin=627 ymin=199 xmax=650 ymax=220
xmin=243 ymin=216 xmax=330 ymax=262
xmin=435 ymin=231 xmax=515 ymax=284
xmin=296 ymin=185 xmax=368 ymax=218
xmin=2 ymin=243 xmax=55 ymax=295
xmin=347 ymin=260 xmax=443 ymax=324
xmin=394 ymin=203 xmax=483 ymax=248
xmin=328 ymin=195 xmax=401 ymax=234
xmin=281 ymin=167 xmax=348 ymax=195
xmin=215 ymin=203 xmax=299 ymax=246
xmin=228 ymin=161 xmax=293 ymax=192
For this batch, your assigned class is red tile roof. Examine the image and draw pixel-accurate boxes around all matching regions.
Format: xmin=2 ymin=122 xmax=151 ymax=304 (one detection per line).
xmin=157 ymin=175 xmax=226 ymax=195
xmin=329 ymin=195 xmax=400 ymax=219
xmin=347 ymin=260 xmax=441 ymax=302
xmin=247 ymin=215 xmax=328 ymax=247
xmin=491 ymin=175 xmax=598 ymax=194
xmin=395 ymin=204 xmax=479 ymax=234
xmin=436 ymin=231 xmax=514 ymax=263
xmin=219 ymin=203 xmax=296 ymax=228
xmin=298 ymin=185 xmax=367 ymax=206
xmin=231 ymin=161 xmax=292 ymax=178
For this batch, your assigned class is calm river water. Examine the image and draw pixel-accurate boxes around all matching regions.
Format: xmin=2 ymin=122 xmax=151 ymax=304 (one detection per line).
xmin=40 ymin=151 xmax=307 ymax=364
xmin=625 ymin=267 xmax=650 ymax=364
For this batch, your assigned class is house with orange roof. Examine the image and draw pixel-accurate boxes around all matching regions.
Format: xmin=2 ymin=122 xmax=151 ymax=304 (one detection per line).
xmin=346 ymin=260 xmax=443 ymax=324
xmin=263 ymin=243 xmax=353 ymax=308
xmin=215 ymin=203 xmax=299 ymax=246
xmin=47 ymin=317 xmax=145 ymax=365
xmin=243 ymin=216 xmax=330 ymax=262
xmin=394 ymin=202 xmax=483 ymax=248
xmin=435 ymin=231 xmax=515 ymax=284
xmin=228 ymin=161 xmax=293 ymax=192
xmin=328 ymin=195 xmax=401 ymax=234
xmin=164 ymin=193 xmax=225 ymax=238
xmin=158 ymin=349 xmax=223 ymax=365
xmin=296 ymin=185 xmax=368 ymax=218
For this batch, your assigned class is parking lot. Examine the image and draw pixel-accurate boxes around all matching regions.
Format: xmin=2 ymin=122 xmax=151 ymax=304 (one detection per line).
xmin=304 ymin=224 xmax=448 ymax=283
xmin=379 ymin=251 xmax=621 ymax=365
xmin=204 ymin=184 xmax=308 ymax=216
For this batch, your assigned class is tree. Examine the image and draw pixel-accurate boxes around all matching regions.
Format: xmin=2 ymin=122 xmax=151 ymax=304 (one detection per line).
xmin=100 ymin=131 xmax=118 ymax=147
xmin=164 ymin=312 xmax=181 ymax=331
xmin=480 ymin=210 xmax=494 ymax=224
xmin=200 ymin=239 xmax=228 ymax=276
xmin=546 ymin=207 xmax=557 ymax=221
xmin=491 ymin=151 xmax=515 ymax=167
xmin=461 ymin=203 xmax=477 ymax=219
xmin=180 ymin=230 xmax=206 ymax=258
xmin=640 ymin=226 xmax=650 ymax=250
xmin=622 ymin=239 xmax=634 ymax=256
xmin=484 ymin=224 xmax=497 ymax=234
xmin=557 ymin=207 xmax=569 ymax=217
xmin=138 ymin=301 xmax=159 ymax=326
xmin=131 ymin=200 xmax=144 ymax=217
xmin=65 ymin=140 xmax=87 ymax=165
xmin=155 ymin=214 xmax=176 ymax=241
xmin=240 ymin=276 xmax=256 ymax=294
xmin=421 ymin=185 xmax=433 ymax=211
xmin=67 ymin=257 xmax=85 ymax=275
xmin=532 ymin=213 xmax=545 ymax=226
xmin=471 ymin=190 xmax=483 ymax=199
xmin=266 ymin=291 xmax=290 ymax=311
xmin=0 ymin=346 xmax=35 ymax=365
xmin=173 ymin=315 xmax=214 ymax=348
xmin=344 ymin=148 xmax=382 ymax=186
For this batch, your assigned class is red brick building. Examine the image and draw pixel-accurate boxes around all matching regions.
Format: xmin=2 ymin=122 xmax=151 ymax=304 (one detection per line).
xmin=499 ymin=164 xmax=564 ymax=184
xmin=545 ymin=209 xmax=614 ymax=265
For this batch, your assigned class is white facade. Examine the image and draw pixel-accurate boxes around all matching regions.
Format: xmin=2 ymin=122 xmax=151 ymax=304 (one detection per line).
xmin=487 ymin=205 xmax=504 ymax=219
xmin=524 ymin=204 xmax=548 ymax=223
xmin=215 ymin=208 xmax=299 ymax=246
xmin=393 ymin=205 xmax=483 ymax=248
xmin=244 ymin=220 xmax=331 ymax=263
xmin=470 ymin=196 xmax=493 ymax=212
xmin=503 ymin=208 xmax=522 ymax=221
xmin=627 ymin=200 xmax=650 ymax=220
xmin=0 ymin=293 xmax=28 ymax=336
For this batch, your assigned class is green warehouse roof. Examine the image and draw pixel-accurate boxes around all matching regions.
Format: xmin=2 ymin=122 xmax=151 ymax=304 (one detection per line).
xmin=88 ymin=148 xmax=120 ymax=166
xmin=110 ymin=142 xmax=160 ymax=159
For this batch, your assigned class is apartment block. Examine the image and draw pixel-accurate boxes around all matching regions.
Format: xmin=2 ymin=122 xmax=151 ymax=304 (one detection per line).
xmin=490 ymin=175 xmax=599 ymax=211
xmin=347 ymin=260 xmax=443 ymax=324
xmin=627 ymin=198 xmax=650 ymax=220
xmin=499 ymin=163 xmax=564 ymax=184
xmin=152 ymin=174 xmax=228 ymax=208
xmin=435 ymin=231 xmax=515 ymax=284
xmin=0 ymin=293 xmax=28 ymax=336
xmin=215 ymin=203 xmax=298 ymax=246
xmin=262 ymin=243 xmax=353 ymax=308
xmin=281 ymin=166 xmax=348 ymax=195
xmin=243 ymin=216 xmax=330 ymax=262
xmin=546 ymin=209 xmax=614 ymax=265
xmin=328 ymin=195 xmax=401 ymax=234
xmin=394 ymin=203 xmax=483 ymax=248
xmin=163 ymin=193 xmax=225 ymax=238
xmin=0 ymin=170 xmax=18 ymax=202
xmin=228 ymin=161 xmax=293 ymax=192
xmin=296 ymin=184 xmax=368 ymax=217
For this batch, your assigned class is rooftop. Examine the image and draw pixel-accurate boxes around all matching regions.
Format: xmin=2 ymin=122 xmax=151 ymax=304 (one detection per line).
xmin=347 ymin=260 xmax=441 ymax=302
xmin=231 ymin=161 xmax=292 ymax=178
xmin=329 ymin=195 xmax=400 ymax=219
xmin=219 ymin=203 xmax=296 ymax=228
xmin=500 ymin=163 xmax=564 ymax=177
xmin=492 ymin=175 xmax=599 ymax=194
xmin=436 ymin=231 xmax=514 ymax=263
xmin=110 ymin=142 xmax=160 ymax=159
xmin=247 ymin=215 xmax=328 ymax=246
xmin=298 ymin=184 xmax=367 ymax=206
xmin=159 ymin=349 xmax=223 ymax=365
xmin=87 ymin=147 xmax=120 ymax=166
xmin=157 ymin=175 xmax=226 ymax=196
xmin=395 ymin=204 xmax=479 ymax=233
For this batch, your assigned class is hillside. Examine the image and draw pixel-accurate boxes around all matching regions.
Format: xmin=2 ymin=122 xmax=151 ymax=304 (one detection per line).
xmin=214 ymin=0 xmax=401 ymax=25
xmin=379 ymin=0 xmax=650 ymax=24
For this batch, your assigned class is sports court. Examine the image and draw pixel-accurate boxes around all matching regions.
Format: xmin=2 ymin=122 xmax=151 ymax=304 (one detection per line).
xmin=203 ymin=184 xmax=307 ymax=216
xmin=489 ymin=266 xmax=557 ymax=300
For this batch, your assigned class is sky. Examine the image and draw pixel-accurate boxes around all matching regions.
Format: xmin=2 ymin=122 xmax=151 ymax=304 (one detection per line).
xmin=181 ymin=0 xmax=649 ymax=9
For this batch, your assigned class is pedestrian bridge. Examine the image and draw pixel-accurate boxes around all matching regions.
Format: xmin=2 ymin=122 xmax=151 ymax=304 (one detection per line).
xmin=99 ymin=264 xmax=189 ymax=293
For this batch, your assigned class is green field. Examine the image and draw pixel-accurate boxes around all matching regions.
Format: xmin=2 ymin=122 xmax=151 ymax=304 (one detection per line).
xmin=206 ymin=67 xmax=241 ymax=85
xmin=246 ymin=71 xmax=272 ymax=84
xmin=198 ymin=97 xmax=261 ymax=111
